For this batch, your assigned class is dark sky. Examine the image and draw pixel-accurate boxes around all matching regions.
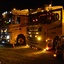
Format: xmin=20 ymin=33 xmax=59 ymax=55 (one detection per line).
xmin=0 ymin=0 xmax=64 ymax=13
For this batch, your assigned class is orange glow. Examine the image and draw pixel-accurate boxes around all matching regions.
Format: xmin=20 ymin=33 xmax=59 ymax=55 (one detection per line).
xmin=32 ymin=46 xmax=38 ymax=50
xmin=43 ymin=49 xmax=46 ymax=51
xmin=46 ymin=39 xmax=48 ymax=42
xmin=13 ymin=8 xmax=16 ymax=10
xmin=45 ymin=38 xmax=50 ymax=42
xmin=46 ymin=47 xmax=49 ymax=51
xmin=53 ymin=54 xmax=57 ymax=57
xmin=14 ymin=45 xmax=30 ymax=49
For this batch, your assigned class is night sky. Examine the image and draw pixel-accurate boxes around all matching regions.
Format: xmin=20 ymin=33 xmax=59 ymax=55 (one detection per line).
xmin=0 ymin=0 xmax=64 ymax=13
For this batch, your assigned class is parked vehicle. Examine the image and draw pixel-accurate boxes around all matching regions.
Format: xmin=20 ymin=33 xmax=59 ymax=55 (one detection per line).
xmin=0 ymin=5 xmax=64 ymax=51
xmin=53 ymin=36 xmax=64 ymax=60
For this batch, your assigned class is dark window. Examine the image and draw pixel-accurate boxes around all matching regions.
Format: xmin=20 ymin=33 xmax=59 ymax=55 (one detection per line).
xmin=16 ymin=17 xmax=20 ymax=24
xmin=51 ymin=32 xmax=56 ymax=34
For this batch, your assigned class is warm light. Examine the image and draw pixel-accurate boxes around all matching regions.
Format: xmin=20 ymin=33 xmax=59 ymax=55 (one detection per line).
xmin=41 ymin=10 xmax=44 ymax=12
xmin=7 ymin=40 xmax=10 ymax=42
xmin=45 ymin=38 xmax=50 ymax=42
xmin=36 ymin=19 xmax=38 ymax=21
xmin=32 ymin=50 xmax=45 ymax=55
xmin=35 ymin=47 xmax=38 ymax=50
xmin=53 ymin=54 xmax=57 ymax=57
xmin=13 ymin=8 xmax=16 ymax=10
xmin=33 ymin=19 xmax=35 ymax=22
xmin=37 ymin=36 xmax=41 ymax=41
xmin=4 ymin=29 xmax=7 ymax=32
xmin=49 ymin=4 xmax=52 ymax=7
xmin=38 ymin=8 xmax=40 ymax=9
xmin=43 ymin=49 xmax=46 ymax=51
xmin=32 ymin=11 xmax=37 ymax=14
xmin=46 ymin=39 xmax=48 ymax=42
xmin=27 ymin=49 xmax=47 ymax=55
xmin=14 ymin=45 xmax=30 ymax=49
xmin=2 ymin=11 xmax=8 ymax=18
xmin=1 ymin=29 xmax=3 ymax=32
xmin=35 ymin=35 xmax=37 ymax=37
xmin=36 ymin=32 xmax=39 ymax=34
xmin=29 ymin=32 xmax=31 ymax=34
xmin=26 ymin=44 xmax=30 ymax=48
xmin=32 ymin=47 xmax=38 ymax=50
xmin=30 ymin=35 xmax=32 ymax=37
xmin=46 ymin=47 xmax=49 ymax=50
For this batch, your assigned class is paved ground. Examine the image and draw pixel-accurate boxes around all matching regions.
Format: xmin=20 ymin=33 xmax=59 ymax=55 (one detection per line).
xmin=0 ymin=45 xmax=64 ymax=64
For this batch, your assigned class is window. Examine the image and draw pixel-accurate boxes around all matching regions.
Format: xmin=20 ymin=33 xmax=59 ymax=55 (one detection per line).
xmin=16 ymin=17 xmax=20 ymax=24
